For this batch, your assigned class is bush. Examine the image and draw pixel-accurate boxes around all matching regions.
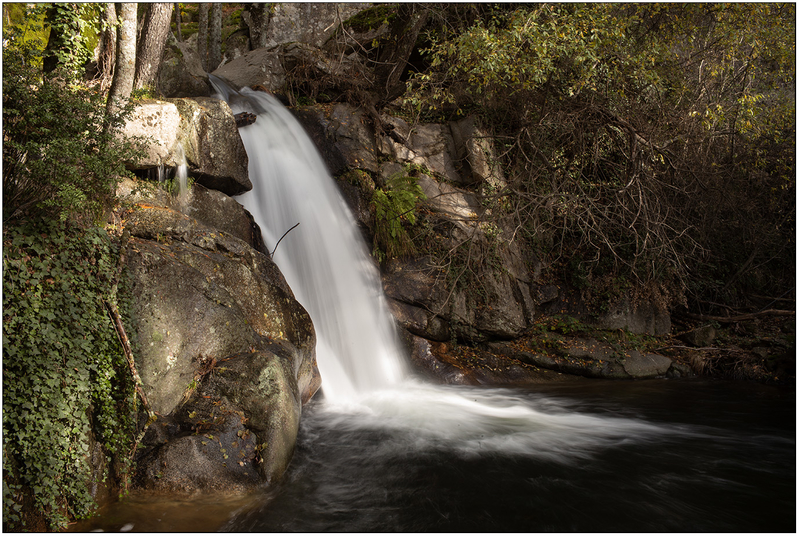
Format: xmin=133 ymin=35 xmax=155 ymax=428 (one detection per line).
xmin=407 ymin=4 xmax=795 ymax=309
xmin=3 ymin=17 xmax=144 ymax=225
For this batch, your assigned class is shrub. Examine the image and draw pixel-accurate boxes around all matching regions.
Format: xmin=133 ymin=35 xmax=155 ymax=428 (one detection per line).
xmin=3 ymin=17 xmax=144 ymax=225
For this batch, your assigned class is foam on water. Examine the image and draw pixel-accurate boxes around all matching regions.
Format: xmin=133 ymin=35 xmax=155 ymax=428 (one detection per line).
xmin=306 ymin=381 xmax=688 ymax=462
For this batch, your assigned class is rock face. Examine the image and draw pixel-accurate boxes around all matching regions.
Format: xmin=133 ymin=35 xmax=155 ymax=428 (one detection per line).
xmin=122 ymin=97 xmax=251 ymax=196
xmin=117 ymin=178 xmax=320 ymax=494
xmin=293 ymin=103 xmax=540 ymax=342
xmin=259 ymin=3 xmax=369 ymax=49
xmin=596 ymin=297 xmax=672 ymax=336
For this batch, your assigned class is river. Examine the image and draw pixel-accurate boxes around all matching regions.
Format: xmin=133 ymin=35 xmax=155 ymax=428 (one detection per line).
xmin=75 ymin=378 xmax=794 ymax=532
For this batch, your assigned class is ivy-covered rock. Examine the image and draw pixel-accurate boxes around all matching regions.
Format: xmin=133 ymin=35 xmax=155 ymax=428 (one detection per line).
xmin=2 ymin=221 xmax=137 ymax=531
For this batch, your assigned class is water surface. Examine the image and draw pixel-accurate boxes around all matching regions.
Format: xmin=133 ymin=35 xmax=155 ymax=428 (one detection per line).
xmin=76 ymin=379 xmax=795 ymax=533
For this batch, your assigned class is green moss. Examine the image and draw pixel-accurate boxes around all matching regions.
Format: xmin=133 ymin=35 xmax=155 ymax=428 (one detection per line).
xmin=343 ymin=5 xmax=396 ymax=32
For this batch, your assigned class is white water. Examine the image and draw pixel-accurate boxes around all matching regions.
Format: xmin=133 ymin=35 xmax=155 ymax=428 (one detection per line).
xmin=213 ymin=81 xmax=406 ymax=401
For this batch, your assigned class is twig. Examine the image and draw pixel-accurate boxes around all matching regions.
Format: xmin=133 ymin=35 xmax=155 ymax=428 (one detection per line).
xmin=104 ymin=230 xmax=156 ymax=484
xmin=270 ymin=222 xmax=300 ymax=258
xmin=104 ymin=299 xmax=155 ymax=425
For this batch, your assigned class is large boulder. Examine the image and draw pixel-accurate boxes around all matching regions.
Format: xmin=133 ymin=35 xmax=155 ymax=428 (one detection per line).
xmin=119 ymin=179 xmax=320 ymax=494
xmin=116 ymin=178 xmax=266 ymax=253
xmin=211 ymin=45 xmax=286 ymax=92
xmin=172 ymin=97 xmax=252 ymax=195
xmin=157 ymin=35 xmax=212 ymax=98
xmin=122 ymin=97 xmax=251 ymax=196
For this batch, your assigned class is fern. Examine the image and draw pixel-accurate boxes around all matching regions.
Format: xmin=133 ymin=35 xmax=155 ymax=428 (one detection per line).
xmin=372 ymin=173 xmax=426 ymax=262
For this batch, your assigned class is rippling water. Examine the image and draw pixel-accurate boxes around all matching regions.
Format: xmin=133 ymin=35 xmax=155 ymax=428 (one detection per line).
xmin=76 ymin=379 xmax=794 ymax=533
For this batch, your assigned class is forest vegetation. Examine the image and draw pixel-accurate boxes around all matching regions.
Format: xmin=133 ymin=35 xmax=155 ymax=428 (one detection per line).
xmin=2 ymin=2 xmax=795 ymax=530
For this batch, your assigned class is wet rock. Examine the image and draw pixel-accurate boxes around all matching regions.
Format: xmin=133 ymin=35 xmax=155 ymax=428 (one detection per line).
xmin=136 ymin=409 xmax=260 ymax=493
xmin=388 ymin=299 xmax=450 ymax=342
xmin=207 ymin=349 xmax=303 ymax=481
xmin=680 ymin=325 xmax=716 ymax=347
xmin=234 ymin=112 xmax=257 ymax=128
xmin=404 ymin=333 xmax=477 ymax=386
xmin=621 ymin=350 xmax=673 ymax=378
xmin=414 ymin=339 xmax=570 ymax=386
xmin=667 ymin=361 xmax=695 ymax=378
xmin=122 ymin=186 xmax=320 ymax=493
xmin=172 ymin=97 xmax=252 ymax=195
xmin=122 ymin=97 xmax=251 ymax=196
xmin=488 ymin=339 xmax=629 ymax=379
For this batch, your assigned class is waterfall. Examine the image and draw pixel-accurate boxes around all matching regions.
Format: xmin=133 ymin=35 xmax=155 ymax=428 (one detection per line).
xmin=211 ymin=77 xmax=407 ymax=401
xmin=174 ymin=144 xmax=189 ymax=211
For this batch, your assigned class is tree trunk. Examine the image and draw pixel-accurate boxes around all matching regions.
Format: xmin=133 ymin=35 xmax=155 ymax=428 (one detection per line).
xmin=209 ymin=3 xmax=222 ymax=71
xmin=198 ymin=3 xmax=209 ymax=71
xmin=96 ymin=3 xmax=118 ymax=88
xmin=133 ymin=3 xmax=173 ymax=90
xmin=243 ymin=3 xmax=270 ymax=49
xmin=106 ymin=3 xmax=137 ymax=117
xmin=375 ymin=4 xmax=429 ymax=104
xmin=174 ymin=2 xmax=182 ymax=41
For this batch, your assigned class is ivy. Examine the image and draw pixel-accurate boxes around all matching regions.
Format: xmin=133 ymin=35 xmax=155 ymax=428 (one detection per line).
xmin=3 ymin=220 xmax=137 ymax=531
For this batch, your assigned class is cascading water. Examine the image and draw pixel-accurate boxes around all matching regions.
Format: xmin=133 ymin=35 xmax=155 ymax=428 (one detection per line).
xmin=211 ymin=76 xmax=406 ymax=401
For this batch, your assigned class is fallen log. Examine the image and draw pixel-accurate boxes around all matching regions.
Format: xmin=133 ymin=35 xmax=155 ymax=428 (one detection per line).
xmin=234 ymin=111 xmax=257 ymax=128
xmin=683 ymin=309 xmax=795 ymax=323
